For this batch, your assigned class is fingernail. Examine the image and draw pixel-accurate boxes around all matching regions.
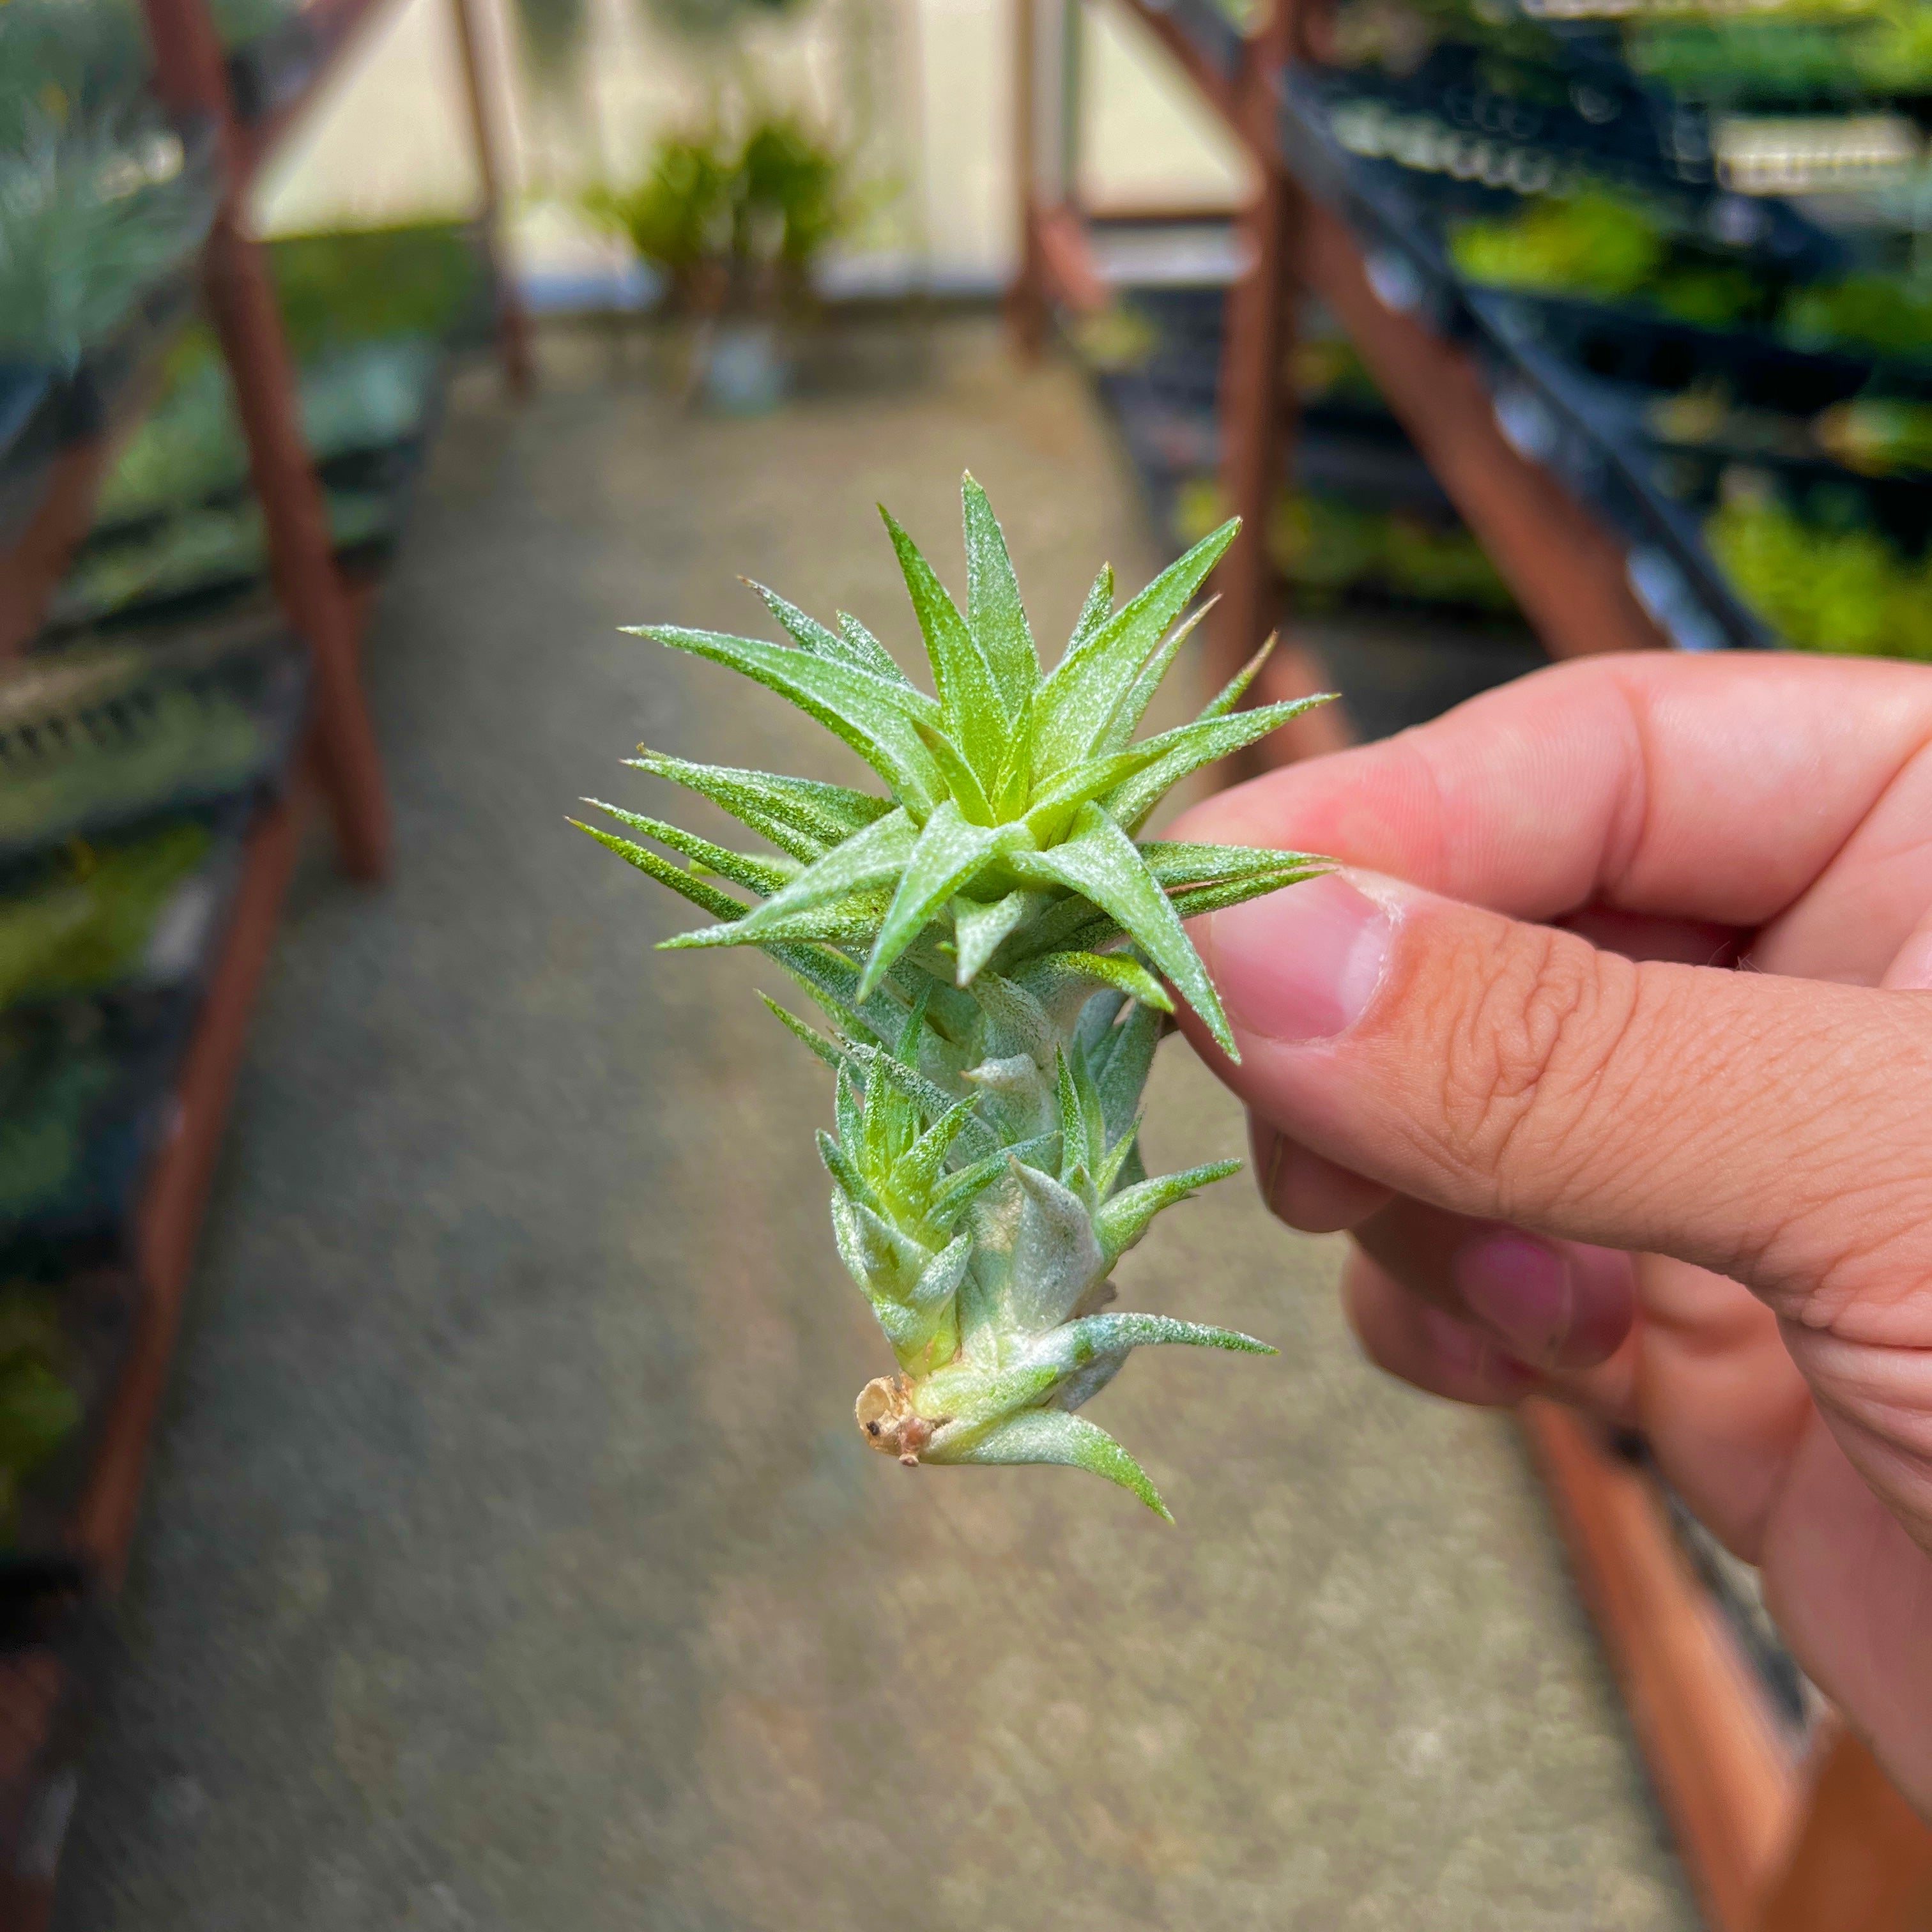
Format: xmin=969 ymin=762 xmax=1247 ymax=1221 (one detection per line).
xmin=1452 ymin=1230 xmax=1572 ymax=1367
xmin=1206 ymin=872 xmax=1392 ymax=1043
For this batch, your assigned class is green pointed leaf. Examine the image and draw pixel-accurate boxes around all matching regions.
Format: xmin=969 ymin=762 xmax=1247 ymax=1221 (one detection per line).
xmin=961 ymin=474 xmax=1038 ymax=713
xmin=1052 ymin=1310 xmax=1275 ymax=1361
xmin=1008 ymin=802 xmax=1235 ymax=1056
xmin=627 ymin=751 xmax=892 ymax=861
xmin=912 ymin=719 xmax=995 ymax=825
xmin=880 ymin=508 xmax=1009 ymax=776
xmin=724 ymin=808 xmax=915 ymax=942
xmin=1054 ymin=1050 xmax=1085 ymax=1186
xmin=633 ymin=625 xmax=943 ymax=811
xmin=1021 ymin=950 xmax=1174 ymax=1015
xmin=1032 ymin=519 xmax=1239 ymax=776
xmin=931 ymin=1409 xmax=1172 ymax=1520
xmin=951 ymin=890 xmax=1039 ymax=985
xmin=1094 ymin=1159 xmax=1241 ymax=1263
xmin=1166 ymin=865 xmax=1326 ymax=924
xmin=1092 ymin=1118 xmax=1141 ymax=1198
xmin=571 ymin=820 xmax=746 ymax=923
xmin=859 ymin=801 xmax=1010 ymax=1001
xmin=1140 ymin=840 xmax=1330 ymax=887
xmin=819 ymin=1128 xmax=885 ymax=1219
xmin=1092 ymin=600 xmax=1215 ymax=758
xmin=1093 ymin=1002 xmax=1160 ymax=1143
xmin=839 ymin=612 xmax=897 ymax=674
xmin=859 ymin=1047 xmax=996 ymax=1161
xmin=747 ymin=579 xmax=910 ymax=686
xmin=1066 ymin=563 xmax=1115 ymax=659
xmin=760 ymin=993 xmax=847 ymax=1072
xmin=664 ymin=889 xmax=896 ymax=953
xmin=1105 ymin=694 xmax=1337 ymax=835
xmin=1198 ymin=631 xmax=1276 ymax=721
xmin=1026 ymin=845 xmax=1326 ymax=962
xmin=894 ymin=1100 xmax=979 ymax=1202
xmin=585 ymin=800 xmax=797 ymax=896
xmin=835 ymin=1060 xmax=864 ymax=1153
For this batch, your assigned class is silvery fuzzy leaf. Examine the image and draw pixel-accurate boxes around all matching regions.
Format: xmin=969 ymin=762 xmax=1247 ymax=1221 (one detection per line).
xmin=569 ymin=820 xmax=746 ymax=923
xmin=624 ymin=752 xmax=892 ymax=861
xmin=632 ymin=624 xmax=944 ymax=811
xmin=1006 ymin=1159 xmax=1106 ymax=1332
xmin=1031 ymin=519 xmax=1238 ymax=776
xmin=951 ymin=889 xmax=1041 ymax=986
xmin=966 ymin=972 xmax=1057 ymax=1070
xmin=1091 ymin=599 xmax=1216 ymax=760
xmin=881 ymin=507 xmax=1009 ymax=773
xmin=861 ymin=801 xmax=1015 ymax=1000
xmin=1102 ymin=695 xmax=1335 ymax=836
xmin=961 ymin=474 xmax=1038 ymax=716
xmin=961 ymin=1054 xmax=1054 ymax=1144
xmin=1009 ymin=802 xmax=1232 ymax=1055
xmin=912 ymin=1356 xmax=1060 ymax=1428
xmin=758 ymin=994 xmax=847 ymax=1073
xmin=721 ymin=807 xmax=915 ymax=941
xmin=1093 ymin=1160 xmax=1243 ymax=1265
xmin=1032 ymin=1310 xmax=1276 ymax=1372
xmin=828 ymin=1184 xmax=933 ymax=1302
xmin=747 ymin=578 xmax=911 ymax=687
xmin=585 ymin=800 xmax=798 ymax=896
xmin=926 ymin=1409 xmax=1171 ymax=1521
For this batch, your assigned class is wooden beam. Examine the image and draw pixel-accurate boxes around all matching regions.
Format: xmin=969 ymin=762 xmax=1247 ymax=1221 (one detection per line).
xmin=1757 ymin=1724 xmax=1932 ymax=1932
xmin=1521 ymin=1401 xmax=1801 ymax=1932
xmin=1299 ymin=207 xmax=1666 ymax=661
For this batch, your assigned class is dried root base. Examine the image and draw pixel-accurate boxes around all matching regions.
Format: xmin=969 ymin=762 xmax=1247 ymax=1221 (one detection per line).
xmin=855 ymin=1377 xmax=940 ymax=1465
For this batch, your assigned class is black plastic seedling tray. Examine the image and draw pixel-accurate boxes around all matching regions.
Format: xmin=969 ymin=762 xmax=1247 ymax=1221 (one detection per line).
xmin=0 ymin=619 xmax=307 ymax=866
xmin=0 ymin=992 xmax=199 ymax=1271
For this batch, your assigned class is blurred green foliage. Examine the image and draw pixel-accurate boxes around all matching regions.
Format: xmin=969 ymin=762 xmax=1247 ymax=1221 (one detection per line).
xmin=1176 ymin=477 xmax=1517 ymax=615
xmin=0 ymin=1289 xmax=82 ymax=1529
xmin=0 ymin=820 xmax=213 ymax=1009
xmin=1708 ymin=493 xmax=1932 ymax=657
xmin=585 ymin=115 xmax=864 ymax=308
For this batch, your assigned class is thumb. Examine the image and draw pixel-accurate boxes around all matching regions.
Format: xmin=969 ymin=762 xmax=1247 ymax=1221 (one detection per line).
xmin=1185 ymin=870 xmax=1932 ymax=1329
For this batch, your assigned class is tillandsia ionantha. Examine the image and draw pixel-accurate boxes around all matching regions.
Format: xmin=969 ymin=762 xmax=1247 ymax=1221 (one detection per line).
xmin=578 ymin=477 xmax=1331 ymax=1517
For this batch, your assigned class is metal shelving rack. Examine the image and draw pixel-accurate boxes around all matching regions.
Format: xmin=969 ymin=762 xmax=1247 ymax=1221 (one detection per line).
xmin=0 ymin=3 xmax=528 ymax=1920
xmin=1009 ymin=3 xmax=1932 ymax=1928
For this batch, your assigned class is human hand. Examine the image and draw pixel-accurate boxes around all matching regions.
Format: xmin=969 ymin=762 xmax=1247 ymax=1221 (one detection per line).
xmin=1170 ymin=652 xmax=1932 ymax=1813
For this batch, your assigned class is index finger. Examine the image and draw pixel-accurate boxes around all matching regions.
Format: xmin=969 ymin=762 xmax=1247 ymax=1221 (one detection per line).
xmin=1170 ymin=652 xmax=1932 ymax=940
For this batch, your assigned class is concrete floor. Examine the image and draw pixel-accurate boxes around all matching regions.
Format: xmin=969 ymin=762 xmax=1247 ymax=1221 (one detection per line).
xmin=55 ymin=319 xmax=1696 ymax=1930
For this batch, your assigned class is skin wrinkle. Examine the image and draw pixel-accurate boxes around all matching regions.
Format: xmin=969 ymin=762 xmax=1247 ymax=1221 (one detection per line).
xmin=1595 ymin=665 xmax=1660 ymax=910
xmin=1756 ymin=718 xmax=1932 ymax=979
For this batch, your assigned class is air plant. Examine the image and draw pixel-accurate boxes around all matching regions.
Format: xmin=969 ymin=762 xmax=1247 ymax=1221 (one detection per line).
xmin=0 ymin=107 xmax=211 ymax=372
xmin=578 ymin=478 xmax=1332 ymax=1516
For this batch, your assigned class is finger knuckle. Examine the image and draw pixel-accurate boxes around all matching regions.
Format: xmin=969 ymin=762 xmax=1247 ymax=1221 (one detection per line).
xmin=1429 ymin=924 xmax=1636 ymax=1197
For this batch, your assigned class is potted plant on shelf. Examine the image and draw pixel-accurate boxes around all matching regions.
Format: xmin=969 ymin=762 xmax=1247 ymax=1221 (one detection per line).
xmin=585 ymin=111 xmax=864 ymax=411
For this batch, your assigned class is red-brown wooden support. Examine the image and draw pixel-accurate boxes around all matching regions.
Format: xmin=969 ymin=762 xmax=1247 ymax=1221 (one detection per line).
xmin=1214 ymin=2 xmax=1346 ymax=766
xmin=449 ymin=0 xmax=536 ymax=395
xmin=1009 ymin=0 xmax=1051 ymax=359
xmin=141 ymin=0 xmax=392 ymax=880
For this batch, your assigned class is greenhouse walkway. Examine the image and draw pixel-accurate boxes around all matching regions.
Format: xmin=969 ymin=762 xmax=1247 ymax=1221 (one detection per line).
xmin=54 ymin=317 xmax=1694 ymax=1931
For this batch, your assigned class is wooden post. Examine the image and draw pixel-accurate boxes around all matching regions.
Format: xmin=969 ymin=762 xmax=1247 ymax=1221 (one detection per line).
xmin=139 ymin=0 xmax=392 ymax=882
xmin=1215 ymin=0 xmax=1347 ymax=766
xmin=449 ymin=0 xmax=537 ymax=395
xmin=1009 ymin=0 xmax=1049 ymax=358
xmin=1756 ymin=1725 xmax=1932 ymax=1932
